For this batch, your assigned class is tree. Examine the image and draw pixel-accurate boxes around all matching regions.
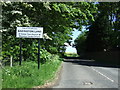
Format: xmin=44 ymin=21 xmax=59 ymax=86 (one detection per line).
xmin=85 ymin=2 xmax=120 ymax=52
xmin=74 ymin=31 xmax=88 ymax=56
xmin=74 ymin=2 xmax=120 ymax=61
xmin=2 ymin=2 xmax=97 ymax=63
xmin=86 ymin=13 xmax=111 ymax=52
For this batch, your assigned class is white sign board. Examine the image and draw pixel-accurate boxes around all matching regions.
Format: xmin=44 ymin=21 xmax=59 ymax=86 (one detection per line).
xmin=16 ymin=27 xmax=43 ymax=38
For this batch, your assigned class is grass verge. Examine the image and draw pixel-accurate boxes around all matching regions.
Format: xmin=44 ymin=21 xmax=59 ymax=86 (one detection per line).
xmin=2 ymin=58 xmax=62 ymax=88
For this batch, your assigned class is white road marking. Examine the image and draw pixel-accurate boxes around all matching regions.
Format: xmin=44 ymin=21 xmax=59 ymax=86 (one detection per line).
xmin=91 ymin=67 xmax=114 ymax=82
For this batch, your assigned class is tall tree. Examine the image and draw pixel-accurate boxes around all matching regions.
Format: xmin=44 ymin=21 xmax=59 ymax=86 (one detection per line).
xmin=86 ymin=2 xmax=120 ymax=52
xmin=74 ymin=31 xmax=88 ymax=56
xmin=2 ymin=2 xmax=97 ymax=62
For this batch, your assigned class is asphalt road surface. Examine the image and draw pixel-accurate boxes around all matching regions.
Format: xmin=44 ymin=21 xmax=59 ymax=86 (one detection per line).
xmin=53 ymin=59 xmax=119 ymax=88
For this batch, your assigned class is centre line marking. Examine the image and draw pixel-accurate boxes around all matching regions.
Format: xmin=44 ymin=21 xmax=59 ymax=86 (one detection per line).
xmin=92 ymin=67 xmax=114 ymax=82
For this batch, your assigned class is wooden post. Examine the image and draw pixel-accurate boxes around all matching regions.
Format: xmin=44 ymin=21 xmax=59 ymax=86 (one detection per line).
xmin=10 ymin=56 xmax=12 ymax=67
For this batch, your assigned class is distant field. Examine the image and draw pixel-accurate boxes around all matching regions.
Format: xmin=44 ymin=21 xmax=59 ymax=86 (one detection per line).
xmin=64 ymin=52 xmax=79 ymax=57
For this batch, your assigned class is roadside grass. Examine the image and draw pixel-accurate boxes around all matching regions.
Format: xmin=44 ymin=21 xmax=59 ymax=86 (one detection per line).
xmin=0 ymin=65 xmax=1 ymax=89
xmin=2 ymin=58 xmax=62 ymax=88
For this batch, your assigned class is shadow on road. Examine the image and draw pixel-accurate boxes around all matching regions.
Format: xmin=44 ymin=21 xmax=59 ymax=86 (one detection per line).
xmin=64 ymin=57 xmax=120 ymax=68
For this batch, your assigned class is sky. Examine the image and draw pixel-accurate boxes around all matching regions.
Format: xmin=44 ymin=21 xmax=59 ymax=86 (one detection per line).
xmin=65 ymin=26 xmax=86 ymax=53
xmin=65 ymin=29 xmax=81 ymax=53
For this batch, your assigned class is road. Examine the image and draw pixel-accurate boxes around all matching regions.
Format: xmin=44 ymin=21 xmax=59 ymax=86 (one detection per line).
xmin=53 ymin=59 xmax=119 ymax=88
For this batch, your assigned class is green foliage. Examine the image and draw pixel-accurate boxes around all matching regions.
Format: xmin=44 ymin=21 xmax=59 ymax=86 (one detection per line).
xmin=75 ymin=2 xmax=120 ymax=59
xmin=86 ymin=14 xmax=111 ymax=52
xmin=85 ymin=2 xmax=120 ymax=52
xmin=74 ymin=31 xmax=87 ymax=56
xmin=74 ymin=31 xmax=87 ymax=54
xmin=2 ymin=56 xmax=62 ymax=88
xmin=40 ymin=49 xmax=57 ymax=63
xmin=2 ymin=2 xmax=97 ymax=64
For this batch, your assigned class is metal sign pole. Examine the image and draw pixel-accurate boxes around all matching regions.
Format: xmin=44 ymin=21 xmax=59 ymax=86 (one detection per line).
xmin=38 ymin=38 xmax=40 ymax=69
xmin=19 ymin=39 xmax=22 ymax=65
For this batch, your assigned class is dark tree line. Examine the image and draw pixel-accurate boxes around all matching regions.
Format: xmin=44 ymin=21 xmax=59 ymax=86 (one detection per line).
xmin=75 ymin=2 xmax=120 ymax=60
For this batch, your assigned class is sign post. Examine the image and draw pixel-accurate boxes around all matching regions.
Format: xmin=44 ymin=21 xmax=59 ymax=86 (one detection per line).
xmin=20 ymin=39 xmax=22 ymax=65
xmin=38 ymin=38 xmax=40 ymax=69
xmin=16 ymin=27 xmax=43 ymax=69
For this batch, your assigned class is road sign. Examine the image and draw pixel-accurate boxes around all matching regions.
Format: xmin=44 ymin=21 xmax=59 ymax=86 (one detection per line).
xmin=16 ymin=27 xmax=43 ymax=69
xmin=16 ymin=27 xmax=43 ymax=38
